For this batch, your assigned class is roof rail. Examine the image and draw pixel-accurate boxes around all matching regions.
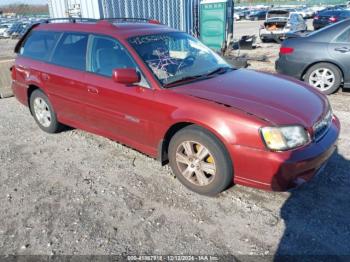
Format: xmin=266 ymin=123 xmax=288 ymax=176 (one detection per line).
xmin=14 ymin=17 xmax=162 ymax=53
xmin=41 ymin=18 xmax=99 ymax=23
xmin=100 ymin=17 xmax=161 ymax=24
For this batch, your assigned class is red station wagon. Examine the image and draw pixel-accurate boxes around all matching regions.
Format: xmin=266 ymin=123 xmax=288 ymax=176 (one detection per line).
xmin=11 ymin=18 xmax=340 ymax=196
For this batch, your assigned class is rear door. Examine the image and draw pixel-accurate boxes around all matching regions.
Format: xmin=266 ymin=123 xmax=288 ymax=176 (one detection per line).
xmin=328 ymin=27 xmax=350 ymax=84
xmin=43 ymin=32 xmax=89 ymax=125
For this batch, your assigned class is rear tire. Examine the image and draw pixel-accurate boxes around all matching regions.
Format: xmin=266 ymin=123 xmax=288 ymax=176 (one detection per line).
xmin=29 ymin=89 xmax=64 ymax=133
xmin=304 ymin=63 xmax=342 ymax=95
xmin=168 ymin=125 xmax=233 ymax=196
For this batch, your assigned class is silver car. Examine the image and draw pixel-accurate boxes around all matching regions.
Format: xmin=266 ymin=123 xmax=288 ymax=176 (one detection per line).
xmin=259 ymin=10 xmax=307 ymax=43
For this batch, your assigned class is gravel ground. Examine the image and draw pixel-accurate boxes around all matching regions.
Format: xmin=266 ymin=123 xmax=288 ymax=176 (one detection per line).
xmin=0 ymin=39 xmax=17 ymax=59
xmin=0 ymin=21 xmax=350 ymax=258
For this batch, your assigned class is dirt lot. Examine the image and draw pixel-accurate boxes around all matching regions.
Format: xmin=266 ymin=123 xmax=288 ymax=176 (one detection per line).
xmin=0 ymin=22 xmax=350 ymax=258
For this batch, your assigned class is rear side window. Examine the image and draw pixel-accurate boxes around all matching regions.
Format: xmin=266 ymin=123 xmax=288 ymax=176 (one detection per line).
xmin=51 ymin=32 xmax=88 ymax=71
xmin=21 ymin=31 xmax=60 ymax=61
xmin=335 ymin=28 xmax=350 ymax=43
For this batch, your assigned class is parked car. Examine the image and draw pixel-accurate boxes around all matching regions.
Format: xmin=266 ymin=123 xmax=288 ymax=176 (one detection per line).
xmin=0 ymin=23 xmax=12 ymax=38
xmin=260 ymin=9 xmax=307 ymax=43
xmin=247 ymin=10 xmax=268 ymax=21
xmin=276 ymin=19 xmax=350 ymax=95
xmin=6 ymin=22 xmax=29 ymax=38
xmin=313 ymin=10 xmax=350 ymax=30
xmin=0 ymin=24 xmax=8 ymax=36
xmin=303 ymin=8 xmax=316 ymax=19
xmin=12 ymin=19 xmax=339 ymax=195
xmin=238 ymin=9 xmax=251 ymax=20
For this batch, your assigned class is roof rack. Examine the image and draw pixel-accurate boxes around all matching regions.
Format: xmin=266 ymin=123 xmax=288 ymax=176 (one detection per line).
xmin=101 ymin=18 xmax=161 ymax=24
xmin=41 ymin=18 xmax=99 ymax=23
xmin=14 ymin=17 xmax=162 ymax=53
xmin=36 ymin=17 xmax=161 ymax=25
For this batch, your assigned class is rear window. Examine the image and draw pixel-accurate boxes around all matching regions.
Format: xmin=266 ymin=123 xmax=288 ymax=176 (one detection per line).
xmin=320 ymin=11 xmax=342 ymax=16
xmin=341 ymin=11 xmax=350 ymax=17
xmin=335 ymin=28 xmax=350 ymax=43
xmin=21 ymin=30 xmax=60 ymax=61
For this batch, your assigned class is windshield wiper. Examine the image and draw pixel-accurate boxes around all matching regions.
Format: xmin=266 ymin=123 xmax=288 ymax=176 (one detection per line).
xmin=163 ymin=67 xmax=233 ymax=88
xmin=163 ymin=74 xmax=206 ymax=88
xmin=204 ymin=66 xmax=232 ymax=77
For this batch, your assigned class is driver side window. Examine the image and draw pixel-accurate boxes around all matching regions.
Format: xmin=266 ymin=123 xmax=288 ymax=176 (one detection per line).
xmin=88 ymin=35 xmax=150 ymax=88
xmin=88 ymin=35 xmax=136 ymax=77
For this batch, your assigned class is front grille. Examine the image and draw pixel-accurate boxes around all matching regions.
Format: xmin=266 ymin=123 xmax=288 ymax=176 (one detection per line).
xmin=313 ymin=109 xmax=332 ymax=141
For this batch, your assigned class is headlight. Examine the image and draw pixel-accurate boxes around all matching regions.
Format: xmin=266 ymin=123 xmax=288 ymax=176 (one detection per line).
xmin=260 ymin=126 xmax=310 ymax=151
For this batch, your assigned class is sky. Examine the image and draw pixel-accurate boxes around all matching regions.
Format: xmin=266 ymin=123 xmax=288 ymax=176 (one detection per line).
xmin=1 ymin=0 xmax=47 ymax=5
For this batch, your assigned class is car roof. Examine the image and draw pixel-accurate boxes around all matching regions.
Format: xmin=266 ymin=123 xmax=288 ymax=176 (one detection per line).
xmin=32 ymin=20 xmax=176 ymax=39
xmin=309 ymin=19 xmax=350 ymax=41
xmin=320 ymin=10 xmax=347 ymax=16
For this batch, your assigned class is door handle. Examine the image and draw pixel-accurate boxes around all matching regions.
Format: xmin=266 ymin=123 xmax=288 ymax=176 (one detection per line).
xmin=87 ymin=86 xmax=99 ymax=94
xmin=334 ymin=47 xmax=350 ymax=53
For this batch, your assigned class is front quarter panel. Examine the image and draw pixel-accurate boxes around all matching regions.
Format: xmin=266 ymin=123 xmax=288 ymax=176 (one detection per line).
xmin=155 ymin=89 xmax=268 ymax=150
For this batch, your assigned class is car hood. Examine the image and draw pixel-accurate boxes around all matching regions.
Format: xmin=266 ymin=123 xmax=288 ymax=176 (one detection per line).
xmin=173 ymin=69 xmax=328 ymax=127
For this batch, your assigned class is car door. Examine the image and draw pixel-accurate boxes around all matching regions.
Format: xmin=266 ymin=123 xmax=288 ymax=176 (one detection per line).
xmin=83 ymin=34 xmax=158 ymax=150
xmin=43 ymin=32 xmax=90 ymax=125
xmin=328 ymin=27 xmax=350 ymax=84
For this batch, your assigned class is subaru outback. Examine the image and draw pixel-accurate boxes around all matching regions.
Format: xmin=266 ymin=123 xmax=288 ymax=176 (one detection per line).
xmin=11 ymin=18 xmax=340 ymax=196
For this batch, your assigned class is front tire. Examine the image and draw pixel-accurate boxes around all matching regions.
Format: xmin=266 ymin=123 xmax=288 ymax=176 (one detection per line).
xmin=168 ymin=125 xmax=233 ymax=196
xmin=29 ymin=89 xmax=64 ymax=133
xmin=304 ymin=63 xmax=342 ymax=95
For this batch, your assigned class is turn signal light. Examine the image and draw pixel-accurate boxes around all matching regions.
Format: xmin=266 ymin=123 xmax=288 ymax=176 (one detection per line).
xmin=280 ymin=47 xmax=294 ymax=55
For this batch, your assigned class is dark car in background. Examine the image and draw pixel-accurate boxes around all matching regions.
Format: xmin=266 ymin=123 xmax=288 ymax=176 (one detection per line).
xmin=247 ymin=10 xmax=268 ymax=21
xmin=313 ymin=10 xmax=350 ymax=30
xmin=276 ymin=19 xmax=350 ymax=95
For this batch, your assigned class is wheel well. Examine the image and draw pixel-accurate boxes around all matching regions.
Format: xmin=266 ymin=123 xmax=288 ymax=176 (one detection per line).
xmin=302 ymin=61 xmax=344 ymax=81
xmin=27 ymin=84 xmax=40 ymax=114
xmin=159 ymin=122 xmax=193 ymax=165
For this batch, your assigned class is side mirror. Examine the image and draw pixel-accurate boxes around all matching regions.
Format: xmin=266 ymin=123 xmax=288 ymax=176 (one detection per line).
xmin=112 ymin=68 xmax=140 ymax=85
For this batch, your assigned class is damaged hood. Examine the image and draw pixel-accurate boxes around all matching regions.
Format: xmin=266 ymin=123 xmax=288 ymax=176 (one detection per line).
xmin=173 ymin=69 xmax=328 ymax=127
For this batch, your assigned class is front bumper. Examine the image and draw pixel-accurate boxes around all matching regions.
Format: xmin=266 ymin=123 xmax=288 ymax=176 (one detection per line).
xmin=231 ymin=116 xmax=340 ymax=191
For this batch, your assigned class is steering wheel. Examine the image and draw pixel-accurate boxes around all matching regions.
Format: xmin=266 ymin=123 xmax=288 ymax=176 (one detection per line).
xmin=176 ymin=55 xmax=195 ymax=73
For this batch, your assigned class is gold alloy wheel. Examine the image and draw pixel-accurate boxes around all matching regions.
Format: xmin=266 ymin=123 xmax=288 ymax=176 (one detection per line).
xmin=175 ymin=141 xmax=216 ymax=186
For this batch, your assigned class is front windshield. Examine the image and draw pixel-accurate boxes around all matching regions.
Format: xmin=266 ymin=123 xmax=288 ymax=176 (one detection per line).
xmin=128 ymin=32 xmax=231 ymax=87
